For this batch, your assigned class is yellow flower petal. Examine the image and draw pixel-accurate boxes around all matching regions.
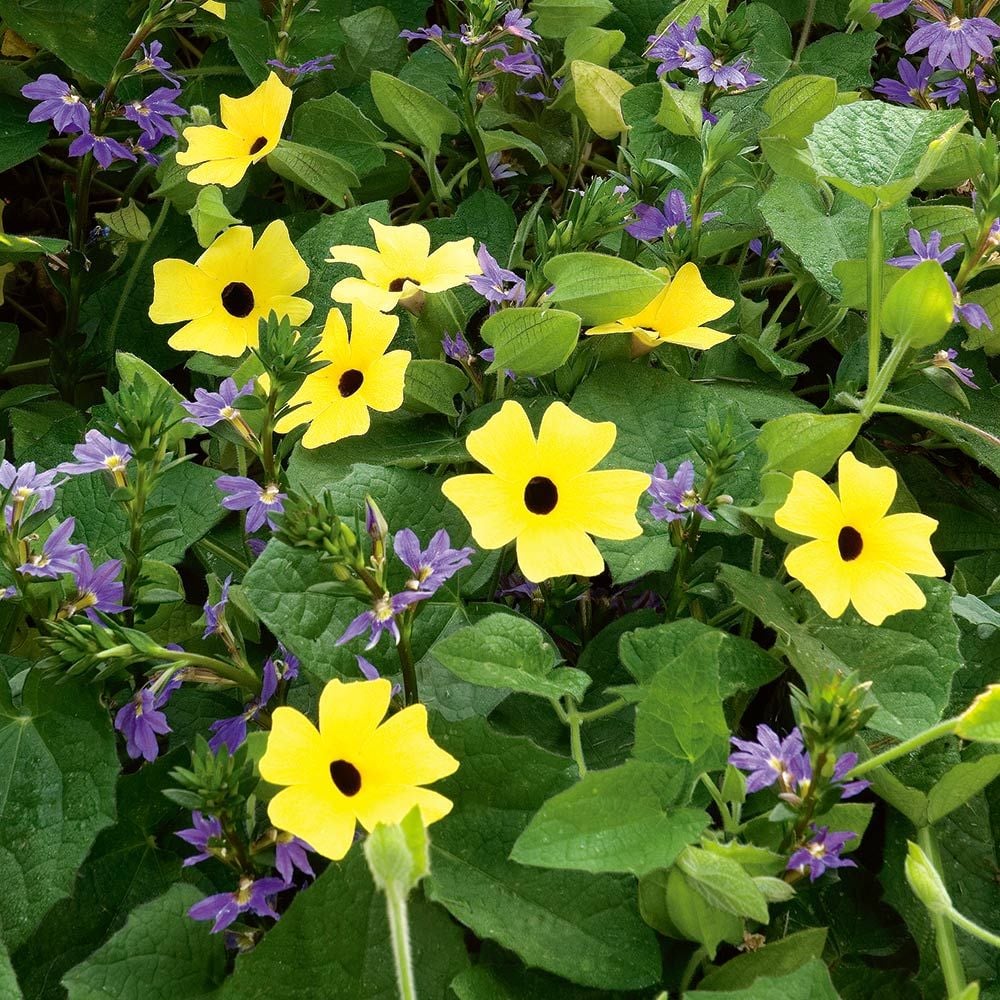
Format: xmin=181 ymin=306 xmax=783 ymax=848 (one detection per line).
xmin=202 ymin=0 xmax=226 ymax=17
xmin=370 ymin=219 xmax=430 ymax=267
xmin=658 ymin=326 xmax=732 ymax=350
xmin=219 ymin=72 xmax=291 ymax=152
xmin=148 ymin=259 xmax=216 ymax=323
xmin=784 ymin=539 xmax=852 ymax=619
xmin=301 ymin=396 xmax=372 ymax=447
xmin=247 ymin=220 xmax=310 ymax=299
xmin=265 ymin=294 xmax=314 ymax=326
xmin=361 ymin=351 xmax=411 ymax=412
xmin=419 ymin=237 xmax=480 ymax=292
xmin=330 ymin=276 xmax=400 ymax=312
xmin=354 ymin=785 xmax=454 ymax=832
xmin=848 ymin=561 xmax=927 ymax=625
xmin=268 ymin=783 xmax=357 ymax=861
xmin=186 ymin=156 xmax=254 ymax=188
xmin=318 ymin=678 xmax=392 ymax=756
xmin=837 ymin=452 xmax=897 ymax=529
xmin=653 ymin=262 xmax=733 ymax=332
xmin=167 ymin=310 xmax=252 ymax=357
xmin=442 ymin=473 xmax=527 ymax=548
xmin=516 ymin=520 xmax=605 ymax=582
xmin=464 ymin=400 xmax=537 ymax=477
xmin=364 ymin=704 xmax=460 ymax=787
xmin=585 ymin=321 xmax=633 ymax=337
xmin=348 ymin=305 xmax=400 ymax=367
xmin=775 ymin=470 xmax=843 ymax=541
xmin=863 ymin=512 xmax=945 ymax=578
xmin=258 ymin=705 xmax=326 ymax=786
xmin=196 ymin=224 xmax=254 ymax=279
xmin=535 ymin=401 xmax=616 ymax=477
xmin=176 ymin=124 xmax=247 ymax=166
xmin=566 ymin=469 xmax=651 ymax=539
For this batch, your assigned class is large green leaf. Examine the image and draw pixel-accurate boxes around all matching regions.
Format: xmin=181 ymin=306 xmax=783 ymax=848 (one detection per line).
xmin=480 ymin=308 xmax=582 ymax=377
xmin=292 ymin=94 xmax=386 ymax=179
xmin=370 ymin=71 xmax=461 ymax=156
xmin=0 ymin=671 xmax=118 ymax=952
xmin=544 ymin=253 xmax=665 ymax=325
xmin=267 ymin=140 xmax=359 ymax=208
xmin=0 ymin=97 xmax=48 ymax=175
xmin=427 ymin=718 xmax=662 ymax=990
xmin=685 ymin=959 xmax=840 ymax=998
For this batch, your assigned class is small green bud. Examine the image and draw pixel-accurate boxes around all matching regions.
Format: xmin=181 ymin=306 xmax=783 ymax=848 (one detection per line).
xmin=363 ymin=807 xmax=429 ymax=896
xmin=905 ymin=841 xmax=952 ymax=915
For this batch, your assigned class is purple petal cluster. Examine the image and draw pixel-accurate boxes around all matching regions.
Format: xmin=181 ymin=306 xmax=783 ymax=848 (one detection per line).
xmin=787 ymin=826 xmax=857 ymax=881
xmin=887 ymin=228 xmax=962 ymax=268
xmin=68 ymin=132 xmax=137 ymax=169
xmin=685 ymin=48 xmax=763 ymax=90
xmin=627 ymin=189 xmax=720 ymax=242
xmin=267 ymin=55 xmax=336 ymax=77
xmin=468 ymin=246 xmax=526 ymax=309
xmin=728 ymin=725 xmax=807 ymax=793
xmin=275 ymin=834 xmax=315 ymax=882
xmin=177 ymin=811 xmax=224 ymax=867
xmin=906 ymin=16 xmax=1000 ymax=71
xmin=443 ymin=331 xmax=473 ymax=361
xmin=646 ymin=18 xmax=702 ymax=76
xmin=134 ymin=40 xmax=182 ymax=86
xmin=216 ymin=476 xmax=286 ymax=533
xmin=932 ymin=347 xmax=979 ymax=389
xmin=184 ymin=377 xmax=255 ymax=428
xmin=19 ymin=518 xmax=83 ymax=578
xmin=123 ymin=86 xmax=185 ymax=145
xmin=203 ymin=575 xmax=232 ymax=639
xmin=395 ymin=528 xmax=474 ymax=595
xmin=0 ymin=460 xmax=60 ymax=524
xmin=70 ymin=549 xmax=126 ymax=622
xmin=114 ymin=675 xmax=182 ymax=762
xmin=21 ymin=74 xmax=90 ymax=134
xmin=337 ymin=590 xmax=424 ymax=649
xmin=648 ymin=461 xmax=715 ymax=523
xmin=58 ymin=429 xmax=132 ymax=480
xmin=874 ymin=58 xmax=935 ymax=105
xmin=188 ymin=876 xmax=286 ymax=933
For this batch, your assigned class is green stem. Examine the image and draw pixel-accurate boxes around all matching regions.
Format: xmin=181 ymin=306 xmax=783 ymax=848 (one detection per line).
xmin=567 ymin=703 xmax=587 ymax=778
xmin=866 ymin=202 xmax=884 ymax=394
xmin=460 ymin=85 xmax=493 ymax=191
xmin=576 ymin=698 xmax=628 ymax=723
xmin=385 ymin=888 xmax=418 ymax=1000
xmin=860 ymin=337 xmax=911 ymax=419
xmin=740 ymin=536 xmax=764 ymax=639
xmin=872 ymin=402 xmax=1000 ymax=450
xmin=918 ymin=826 xmax=967 ymax=997
xmin=847 ymin=718 xmax=957 ymax=778
xmin=195 ymin=537 xmax=251 ymax=574
xmin=678 ymin=947 xmax=707 ymax=993
xmin=698 ymin=773 xmax=735 ymax=835
xmin=948 ymin=905 xmax=1000 ymax=950
xmin=739 ymin=273 xmax=795 ymax=291
xmin=792 ymin=0 xmax=818 ymax=64
xmin=687 ymin=168 xmax=712 ymax=262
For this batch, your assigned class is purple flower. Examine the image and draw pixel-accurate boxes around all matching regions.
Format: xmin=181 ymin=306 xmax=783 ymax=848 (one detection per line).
xmin=684 ymin=47 xmax=763 ymax=90
xmin=871 ymin=0 xmax=910 ymax=16
xmin=501 ymin=9 xmax=540 ymax=42
xmin=177 ymin=811 xmax=224 ymax=867
xmin=831 ymin=752 xmax=871 ymax=799
xmin=627 ymin=189 xmax=688 ymax=241
xmin=950 ymin=276 xmax=992 ymax=329
xmin=497 ymin=570 xmax=540 ymax=600
xmin=184 ymin=377 xmax=255 ymax=428
xmin=188 ymin=876 xmax=286 ymax=933
xmin=932 ymin=347 xmax=979 ymax=388
xmin=646 ymin=18 xmax=702 ymax=76
xmin=787 ymin=826 xmax=857 ymax=881
xmin=729 ymin=725 xmax=808 ymax=793
xmin=123 ymin=86 xmax=185 ymax=145
xmin=0 ymin=460 xmax=60 ymax=524
xmin=355 ymin=654 xmax=402 ymax=696
xmin=216 ymin=476 xmax=285 ymax=533
xmin=114 ymin=675 xmax=181 ymax=762
xmin=69 ymin=132 xmax=137 ymax=169
xmin=21 ymin=74 xmax=90 ymax=134
xmin=648 ymin=460 xmax=715 ymax=523
xmin=70 ymin=549 xmax=126 ymax=622
xmin=488 ymin=152 xmax=519 ymax=181
xmin=275 ymin=834 xmax=315 ymax=882
xmin=494 ymin=48 xmax=545 ymax=79
xmin=203 ymin=575 xmax=232 ymax=639
xmin=208 ymin=652 xmax=287 ymax=753
xmin=874 ymin=58 xmax=935 ymax=105
xmin=19 ymin=518 xmax=83 ymax=578
xmin=394 ymin=528 xmax=474 ymax=595
xmin=469 ymin=245 xmax=526 ymax=307
xmin=748 ymin=238 xmax=782 ymax=263
xmin=400 ymin=25 xmax=444 ymax=41
xmin=267 ymin=54 xmax=336 ymax=77
xmin=906 ymin=17 xmax=1000 ymax=71
xmin=443 ymin=331 xmax=473 ymax=360
xmin=59 ymin=429 xmax=132 ymax=482
xmin=337 ymin=590 xmax=425 ymax=649
xmin=887 ymin=228 xmax=962 ymax=268
xmin=134 ymin=40 xmax=181 ymax=86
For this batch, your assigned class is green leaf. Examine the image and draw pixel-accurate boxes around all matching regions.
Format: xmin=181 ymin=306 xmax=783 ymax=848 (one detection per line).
xmin=544 ymin=253 xmax=665 ymax=325
xmin=481 ymin=307 xmax=581 ymax=376
xmin=337 ymin=6 xmax=405 ymax=86
xmin=531 ymin=0 xmax=614 ymax=37
xmin=957 ymin=685 xmax=1000 ymax=742
xmin=115 ymin=352 xmax=197 ymax=442
xmin=0 ymin=671 xmax=118 ymax=951
xmin=94 ymin=202 xmax=151 ymax=243
xmin=696 ymin=928 xmax=828 ymax=991
xmin=684 ymin=959 xmax=840 ymax=998
xmin=677 ymin=846 xmax=770 ymax=923
xmin=881 ymin=260 xmax=955 ymax=349
xmin=480 ymin=128 xmax=547 ymax=166
xmin=266 ymin=139 xmax=359 ymax=208
xmin=661 ymin=867 xmax=743 ymax=958
xmin=806 ymin=102 xmax=966 ymax=207
xmin=799 ymin=31 xmax=878 ymax=89
xmin=569 ymin=62 xmax=632 ymax=139
xmin=427 ymin=718 xmax=663 ymax=990
xmin=756 ymin=412 xmax=862 ymax=476
xmin=927 ymin=755 xmax=1000 ymax=823
xmin=187 ymin=185 xmax=240 ymax=249
xmin=364 ymin=807 xmax=429 ymax=895
xmin=431 ymin=612 xmax=591 ymax=700
xmin=0 ymin=96 xmax=48 ymax=175
xmin=656 ymin=81 xmax=705 ymax=137
xmin=403 ymin=359 xmax=468 ymax=417
xmin=370 ymin=70 xmax=461 ymax=156
xmin=0 ymin=942 xmax=18 ymax=1000
xmin=292 ymin=93 xmax=387 ymax=179
xmin=61 ymin=885 xmax=226 ymax=1000
xmin=0 ymin=232 xmax=68 ymax=265
xmin=559 ymin=26 xmax=626 ymax=71
xmin=512 ymin=760 xmax=709 ymax=875
xmin=762 ymin=76 xmax=838 ymax=142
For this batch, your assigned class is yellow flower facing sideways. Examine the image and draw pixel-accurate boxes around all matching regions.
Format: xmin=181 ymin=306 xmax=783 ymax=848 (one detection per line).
xmin=586 ymin=262 xmax=733 ymax=357
xmin=149 ymin=220 xmax=312 ymax=357
xmin=177 ymin=72 xmax=291 ymax=187
xmin=259 ymin=678 xmax=459 ymax=861
xmin=442 ymin=401 xmax=650 ymax=583
xmin=328 ymin=219 xmax=481 ymax=312
xmin=775 ymin=452 xmax=945 ymax=626
xmin=275 ymin=305 xmax=410 ymax=447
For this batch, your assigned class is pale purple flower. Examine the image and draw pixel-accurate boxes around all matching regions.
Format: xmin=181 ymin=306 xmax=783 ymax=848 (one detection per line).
xmin=337 ymin=590 xmax=425 ymax=649
xmin=874 ymin=58 xmax=935 ymax=105
xmin=469 ymin=245 xmax=526 ymax=307
xmin=59 ymin=429 xmax=132 ymax=480
xmin=208 ymin=652 xmax=286 ymax=753
xmin=177 ymin=811 xmax=224 ymax=867
xmin=69 ymin=132 xmax=137 ymax=168
xmin=203 ymin=575 xmax=232 ymax=639
xmin=488 ymin=152 xmax=518 ymax=180
xmin=646 ymin=18 xmax=702 ymax=76
xmin=787 ymin=826 xmax=857 ymax=881
xmin=494 ymin=48 xmax=545 ymax=79
xmin=627 ymin=190 xmax=686 ymax=240
xmin=21 ymin=74 xmax=90 ymax=134
xmin=502 ymin=9 xmax=540 ymax=42
xmin=831 ymin=752 xmax=871 ymax=799
xmin=932 ymin=347 xmax=979 ymax=388
xmin=685 ymin=48 xmax=763 ymax=90
xmin=729 ymin=725 xmax=808 ymax=793
xmin=19 ymin=518 xmax=83 ymax=578
xmin=443 ymin=331 xmax=473 ymax=360
xmin=70 ymin=549 xmax=126 ymax=622
xmin=400 ymin=25 xmax=444 ymax=41
xmin=887 ymin=228 xmax=962 ymax=268
xmin=123 ymin=86 xmax=185 ymax=145
xmin=267 ymin=54 xmax=336 ymax=77
xmin=134 ymin=40 xmax=181 ymax=86
xmin=188 ymin=876 xmax=286 ymax=933
xmin=0 ymin=460 xmax=60 ymax=524
xmin=950 ymin=276 xmax=992 ymax=328
xmin=871 ymin=0 xmax=910 ymax=16
xmin=648 ymin=460 xmax=715 ymax=523
xmin=216 ymin=476 xmax=286 ymax=533
xmin=394 ymin=528 xmax=474 ymax=594
xmin=114 ymin=676 xmax=182 ymax=762
xmin=184 ymin=377 xmax=255 ymax=428
xmin=906 ymin=17 xmax=1000 ymax=71
xmin=275 ymin=834 xmax=315 ymax=882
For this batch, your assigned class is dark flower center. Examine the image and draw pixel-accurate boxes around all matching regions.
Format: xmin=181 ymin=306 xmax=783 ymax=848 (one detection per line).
xmin=329 ymin=759 xmax=362 ymax=796
xmin=388 ymin=276 xmax=418 ymax=292
xmin=221 ymin=281 xmax=255 ymax=318
xmin=837 ymin=526 xmax=863 ymax=562
xmin=338 ymin=369 xmax=365 ymax=397
xmin=249 ymin=136 xmax=268 ymax=154
xmin=524 ymin=476 xmax=558 ymax=515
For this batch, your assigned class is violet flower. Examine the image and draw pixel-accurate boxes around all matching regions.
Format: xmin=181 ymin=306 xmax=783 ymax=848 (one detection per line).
xmin=748 ymin=238 xmax=782 ymax=263
xmin=906 ymin=17 xmax=1000 ymax=71
xmin=184 ymin=377 xmax=255 ymax=428
xmin=787 ymin=826 xmax=857 ymax=881
xmin=177 ymin=811 xmax=224 ymax=867
xmin=267 ymin=54 xmax=336 ymax=77
xmin=134 ymin=40 xmax=182 ymax=86
xmin=684 ymin=48 xmax=763 ymax=90
xmin=203 ymin=575 xmax=232 ymax=639
xmin=488 ymin=152 xmax=519 ymax=181
xmin=830 ymin=752 xmax=871 ymax=799
xmin=18 ymin=518 xmax=83 ymax=578
xmin=188 ymin=876 xmax=287 ymax=933
xmin=208 ymin=651 xmax=284 ymax=753
xmin=394 ymin=528 xmax=474 ymax=595
xmin=0 ymin=460 xmax=60 ymax=524
xmin=501 ymin=9 xmax=540 ymax=42
xmin=887 ymin=228 xmax=962 ymax=268
xmin=648 ymin=460 xmax=715 ymax=523
xmin=729 ymin=725 xmax=808 ymax=793
xmin=123 ymin=86 xmax=185 ymax=145
xmin=58 ymin=429 xmax=132 ymax=482
xmin=468 ymin=245 xmax=526 ymax=307
xmin=114 ymin=676 xmax=182 ymax=762
xmin=356 ymin=654 xmax=402 ymax=696
xmin=275 ymin=834 xmax=315 ymax=882
xmin=400 ymin=25 xmax=444 ymax=41
xmin=337 ymin=590 xmax=425 ymax=649
xmin=443 ymin=331 xmax=473 ymax=360
xmin=932 ymin=347 xmax=979 ymax=388
xmin=871 ymin=0 xmax=910 ymax=16
xmin=68 ymin=132 xmax=137 ymax=168
xmin=873 ymin=58 xmax=935 ymax=105
xmin=494 ymin=48 xmax=545 ymax=79
xmin=646 ymin=18 xmax=702 ymax=76
xmin=21 ymin=74 xmax=90 ymax=134
xmin=950 ymin=277 xmax=992 ymax=329
xmin=69 ymin=549 xmax=126 ymax=622
xmin=216 ymin=476 xmax=286 ymax=533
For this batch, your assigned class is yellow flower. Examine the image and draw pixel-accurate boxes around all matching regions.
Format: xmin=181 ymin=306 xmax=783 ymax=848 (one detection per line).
xmin=585 ymin=262 xmax=733 ymax=357
xmin=202 ymin=0 xmax=226 ymax=16
xmin=275 ymin=305 xmax=410 ymax=447
xmin=259 ymin=678 xmax=459 ymax=861
xmin=328 ymin=220 xmax=481 ymax=312
xmin=176 ymin=72 xmax=291 ymax=187
xmin=775 ymin=452 xmax=945 ymax=626
xmin=442 ymin=401 xmax=650 ymax=582
xmin=149 ymin=220 xmax=312 ymax=357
